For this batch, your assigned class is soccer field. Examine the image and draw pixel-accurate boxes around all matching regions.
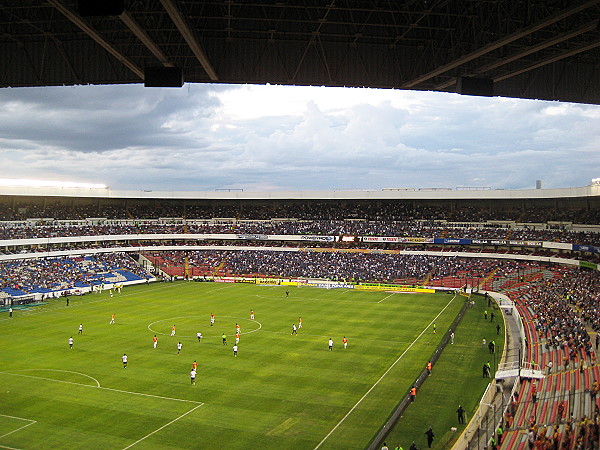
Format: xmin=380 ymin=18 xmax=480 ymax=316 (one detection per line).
xmin=0 ymin=282 xmax=465 ymax=449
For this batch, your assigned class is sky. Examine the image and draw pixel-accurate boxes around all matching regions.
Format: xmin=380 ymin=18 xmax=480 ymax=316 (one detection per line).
xmin=0 ymin=83 xmax=599 ymax=192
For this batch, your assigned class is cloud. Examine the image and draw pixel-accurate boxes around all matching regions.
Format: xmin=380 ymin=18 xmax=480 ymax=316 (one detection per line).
xmin=0 ymin=84 xmax=599 ymax=191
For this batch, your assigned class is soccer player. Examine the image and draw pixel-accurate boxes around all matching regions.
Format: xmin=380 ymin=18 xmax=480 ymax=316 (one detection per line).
xmin=78 ymin=323 xmax=83 ymax=335
xmin=286 ymin=290 xmax=289 ymax=297
xmin=68 ymin=337 xmax=74 ymax=349
xmin=433 ymin=323 xmax=436 ymax=334
xmin=177 ymin=342 xmax=182 ymax=355
xmin=153 ymin=335 xmax=158 ymax=348
xmin=250 ymin=310 xmax=254 ymax=320
xmin=110 ymin=314 xmax=115 ymax=324
xmin=8 ymin=307 xmax=12 ymax=317
xmin=427 ymin=361 xmax=432 ymax=375
xmin=122 ymin=354 xmax=128 ymax=368
xmin=170 ymin=325 xmax=176 ymax=336
xmin=291 ymin=324 xmax=297 ymax=335
xmin=235 ymin=323 xmax=241 ymax=334
xmin=235 ymin=332 xmax=240 ymax=344
xmin=192 ymin=360 xmax=198 ymax=371
xmin=210 ymin=313 xmax=215 ymax=326
xmin=190 ymin=369 xmax=196 ymax=385
xmin=342 ymin=337 xmax=348 ymax=349
xmin=233 ymin=344 xmax=238 ymax=356
xmin=197 ymin=332 xmax=202 ymax=342
xmin=298 ymin=317 xmax=303 ymax=329
xmin=328 ymin=338 xmax=333 ymax=350
xmin=222 ymin=333 xmax=227 ymax=345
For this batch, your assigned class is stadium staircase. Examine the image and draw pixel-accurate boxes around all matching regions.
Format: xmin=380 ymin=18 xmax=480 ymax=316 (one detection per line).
xmin=478 ymin=268 xmax=499 ymax=291
xmin=422 ymin=272 xmax=433 ymax=286
xmin=212 ymin=261 xmax=227 ymax=277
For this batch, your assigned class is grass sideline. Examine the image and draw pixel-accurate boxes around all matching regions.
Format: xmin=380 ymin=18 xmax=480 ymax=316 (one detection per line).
xmin=381 ymin=294 xmax=504 ymax=449
xmin=0 ymin=282 xmax=494 ymax=449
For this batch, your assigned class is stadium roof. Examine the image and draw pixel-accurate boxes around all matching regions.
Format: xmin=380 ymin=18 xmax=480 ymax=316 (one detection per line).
xmin=2 ymin=1 xmax=600 ymax=104
xmin=1 ymin=184 xmax=599 ymax=201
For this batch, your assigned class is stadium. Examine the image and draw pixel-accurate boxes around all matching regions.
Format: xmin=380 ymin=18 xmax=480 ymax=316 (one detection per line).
xmin=2 ymin=1 xmax=600 ymax=450
xmin=1 ymin=184 xmax=599 ymax=449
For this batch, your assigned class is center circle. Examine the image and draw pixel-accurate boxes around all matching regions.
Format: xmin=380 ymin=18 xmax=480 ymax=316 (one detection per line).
xmin=147 ymin=315 xmax=262 ymax=338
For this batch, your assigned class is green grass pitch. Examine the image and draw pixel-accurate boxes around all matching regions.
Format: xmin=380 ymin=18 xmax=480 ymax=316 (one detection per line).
xmin=0 ymin=282 xmax=496 ymax=449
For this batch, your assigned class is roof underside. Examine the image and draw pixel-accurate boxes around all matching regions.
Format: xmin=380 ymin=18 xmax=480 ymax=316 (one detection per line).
xmin=2 ymin=1 xmax=600 ymax=104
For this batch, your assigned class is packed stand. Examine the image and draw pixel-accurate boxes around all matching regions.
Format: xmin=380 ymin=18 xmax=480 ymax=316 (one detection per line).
xmin=0 ymin=253 xmax=152 ymax=296
xmin=496 ymin=267 xmax=600 ymax=450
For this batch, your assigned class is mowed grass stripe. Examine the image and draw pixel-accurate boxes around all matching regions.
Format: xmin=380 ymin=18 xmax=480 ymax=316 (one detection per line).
xmin=0 ymin=282 xmax=468 ymax=449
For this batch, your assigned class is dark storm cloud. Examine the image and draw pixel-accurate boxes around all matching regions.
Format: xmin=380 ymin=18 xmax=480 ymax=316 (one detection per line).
xmin=1 ymin=84 xmax=599 ymax=191
xmin=0 ymin=84 xmax=222 ymax=152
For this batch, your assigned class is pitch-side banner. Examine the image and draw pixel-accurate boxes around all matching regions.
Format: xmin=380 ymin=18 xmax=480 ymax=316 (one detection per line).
xmin=355 ymin=284 xmax=435 ymax=293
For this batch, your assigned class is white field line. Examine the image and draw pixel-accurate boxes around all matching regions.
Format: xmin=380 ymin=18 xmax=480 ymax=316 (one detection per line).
xmin=8 ymin=369 xmax=100 ymax=388
xmin=122 ymin=403 xmax=203 ymax=450
xmin=0 ymin=444 xmax=24 ymax=450
xmin=313 ymin=293 xmax=457 ymax=450
xmin=377 ymin=293 xmax=396 ymax=303
xmin=0 ymin=371 xmax=202 ymax=405
xmin=0 ymin=414 xmax=37 ymax=441
xmin=0 ymin=283 xmax=175 ymax=322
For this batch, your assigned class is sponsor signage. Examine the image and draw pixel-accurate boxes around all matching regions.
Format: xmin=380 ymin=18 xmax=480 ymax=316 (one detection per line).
xmin=399 ymin=237 xmax=434 ymax=243
xmin=256 ymin=278 xmax=280 ymax=285
xmin=573 ymin=244 xmax=600 ymax=254
xmin=360 ymin=236 xmax=434 ymax=244
xmin=355 ymin=284 xmax=435 ymax=293
xmin=299 ymin=235 xmax=335 ymax=242
xmin=580 ymin=261 xmax=598 ymax=270
xmin=434 ymin=238 xmax=472 ymax=245
xmin=235 ymin=234 xmax=269 ymax=240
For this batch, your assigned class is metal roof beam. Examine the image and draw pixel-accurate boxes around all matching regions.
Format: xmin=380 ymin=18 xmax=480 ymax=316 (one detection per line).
xmin=120 ymin=10 xmax=174 ymax=68
xmin=434 ymin=20 xmax=599 ymax=90
xmin=159 ymin=0 xmax=218 ymax=80
xmin=47 ymin=0 xmax=144 ymax=80
xmin=403 ymin=0 xmax=600 ymax=89
xmin=494 ymin=37 xmax=600 ymax=83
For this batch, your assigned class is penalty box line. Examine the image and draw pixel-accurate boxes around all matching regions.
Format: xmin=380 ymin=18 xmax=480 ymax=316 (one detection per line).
xmin=313 ymin=293 xmax=458 ymax=450
xmin=0 ymin=371 xmax=203 ymax=405
xmin=0 ymin=414 xmax=37 ymax=442
xmin=0 ymin=371 xmax=204 ymax=450
xmin=121 ymin=403 xmax=203 ymax=450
